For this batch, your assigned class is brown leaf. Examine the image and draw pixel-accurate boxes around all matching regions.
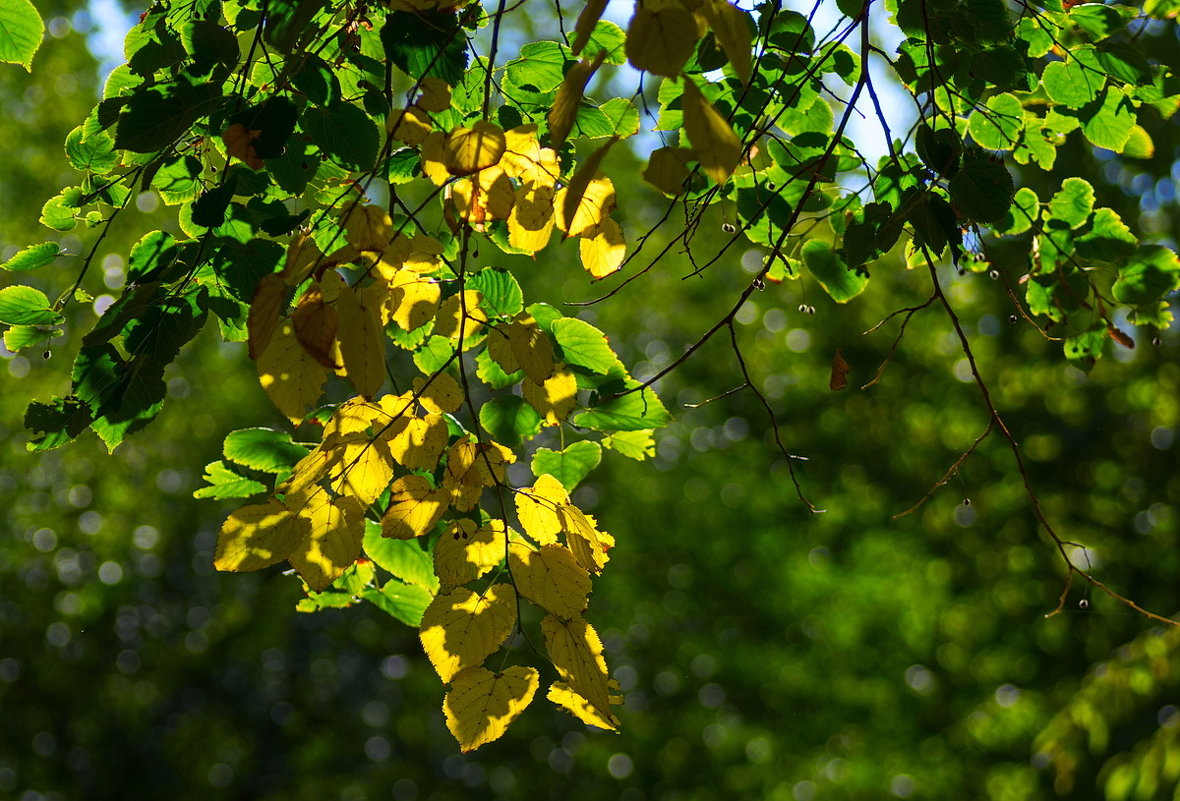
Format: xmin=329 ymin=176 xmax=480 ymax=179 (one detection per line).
xmin=1107 ymin=327 xmax=1135 ymax=349
xmin=292 ymin=283 xmax=341 ymax=370
xmin=829 ymin=348 xmax=850 ymax=391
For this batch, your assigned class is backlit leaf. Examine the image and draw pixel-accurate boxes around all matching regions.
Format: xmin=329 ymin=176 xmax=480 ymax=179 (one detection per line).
xmin=541 ymin=614 xmax=618 ymax=727
xmin=420 ymin=584 xmax=517 ymax=682
xmin=214 ymin=498 xmax=304 ymax=573
xmin=682 ymin=80 xmax=742 ymax=186
xmin=531 ymin=441 xmax=603 ymax=491
xmin=434 ymin=519 xmax=508 ymax=591
xmin=256 ymin=321 xmax=329 ymax=424
xmin=444 ymin=665 xmax=539 ymax=752
xmin=381 ymin=475 xmax=449 ymax=539
xmin=510 ymin=543 xmax=591 ymax=619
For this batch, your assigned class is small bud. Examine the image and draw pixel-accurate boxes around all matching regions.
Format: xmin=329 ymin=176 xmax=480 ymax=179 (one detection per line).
xmin=721 ymin=222 xmax=736 ymax=234
xmin=1152 ymin=336 xmax=1162 ymax=347
xmin=798 ymin=304 xmax=808 ymax=313
xmin=42 ymin=350 xmax=51 ymax=360
xmin=1078 ymin=598 xmax=1089 ymax=610
xmin=1008 ymin=315 xmax=1018 ymax=324
xmin=962 ymin=497 xmax=971 ymax=507
xmin=766 ymin=182 xmax=776 ymax=190
xmin=988 ymin=269 xmax=1000 ymax=280
xmin=958 ymin=269 xmax=966 ymax=277
xmin=753 ymin=277 xmax=765 ymax=290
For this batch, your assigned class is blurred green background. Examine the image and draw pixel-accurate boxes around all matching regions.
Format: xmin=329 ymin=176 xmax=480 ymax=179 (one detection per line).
xmin=1 ymin=4 xmax=1178 ymax=800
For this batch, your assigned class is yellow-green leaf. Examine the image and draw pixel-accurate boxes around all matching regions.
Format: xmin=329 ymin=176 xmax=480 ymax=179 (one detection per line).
xmin=547 ymin=680 xmax=621 ymax=731
xmin=381 ymin=475 xmax=449 ymax=539
xmin=256 ymin=320 xmax=329 ymax=424
xmin=515 ymin=474 xmax=568 ymax=545
xmin=435 ymin=519 xmax=509 ymax=591
xmin=444 ymin=665 xmax=539 ymax=752
xmin=336 ymin=283 xmax=386 ymax=398
xmin=283 ymin=485 xmax=366 ymax=591
xmin=420 ymin=584 xmax=517 ymax=683
xmin=625 ymin=5 xmax=698 ymax=77
xmin=509 ymin=543 xmax=591 ymax=619
xmin=541 ymin=614 xmax=618 ymax=727
xmin=682 ymin=79 xmax=742 ymax=185
xmin=213 ymin=498 xmax=305 ymax=573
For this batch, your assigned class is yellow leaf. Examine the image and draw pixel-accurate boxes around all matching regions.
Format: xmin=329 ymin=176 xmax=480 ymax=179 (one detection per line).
xmin=414 ymin=372 xmax=464 ymax=414
xmin=387 ymin=272 xmax=442 ymax=332
xmin=389 ymin=106 xmax=433 ymax=145
xmin=420 ymin=130 xmax=450 ymax=185
xmin=549 ymin=50 xmax=608 ymax=149
xmin=292 ymin=282 xmax=340 ymax=370
xmin=247 ymin=273 xmax=286 ymax=361
xmin=342 ymin=204 xmax=394 ymax=252
xmin=381 ymin=411 xmax=449 ymax=471
xmin=419 ymin=584 xmax=517 ymax=682
xmin=444 ymin=665 xmax=539 ymax=752
xmin=486 ymin=324 xmax=519 ymax=373
xmin=322 ymin=396 xmax=384 ymax=442
xmin=547 ymin=681 xmax=620 ymax=731
xmin=507 ymin=183 xmax=556 ymax=252
xmin=501 ymin=125 xmax=561 ymax=187
xmin=579 ymin=217 xmax=627 ymax=279
xmin=571 ymin=0 xmax=609 ymax=55
xmin=415 ymin=77 xmax=452 ymax=112
xmin=278 ymin=443 xmax=341 ymax=496
xmin=626 ymin=5 xmax=699 ymax=77
xmin=508 ymin=317 xmax=555 ymax=384
xmin=451 ymin=165 xmax=515 ymax=229
xmin=682 ymin=79 xmax=742 ymax=185
xmin=214 ymin=498 xmax=305 ymax=573
xmin=405 ymin=234 xmax=445 ymax=273
xmin=514 ymin=474 xmax=569 ymax=545
xmin=509 ymin=542 xmax=591 ymax=619
xmin=557 ymin=141 xmax=618 ymax=237
xmin=522 ymin=364 xmax=578 ymax=425
xmin=642 ymin=146 xmax=693 ymax=196
xmin=561 ymin=504 xmax=611 ymax=574
xmin=284 ymin=485 xmax=367 ymax=591
xmin=435 ymin=518 xmax=508 ymax=591
xmin=541 ymin=614 xmax=618 ymax=727
xmin=257 ymin=320 xmax=329 ymax=424
xmin=698 ymin=0 xmax=752 ymax=82
xmin=444 ymin=121 xmax=507 ymax=177
xmin=329 ymin=435 xmax=395 ymax=506
xmin=434 ymin=290 xmax=488 ymax=339
xmin=335 ymin=283 xmax=387 ymax=398
xmin=381 ymin=475 xmax=450 ymax=539
xmin=443 ymin=436 xmax=485 ymax=511
xmin=279 ymin=232 xmax=322 ymax=288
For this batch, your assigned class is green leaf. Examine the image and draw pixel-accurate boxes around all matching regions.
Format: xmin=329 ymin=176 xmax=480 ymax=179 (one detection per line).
xmin=479 ymin=396 xmax=543 ymax=447
xmin=526 ymin=303 xmax=564 ymax=331
xmin=503 ymin=41 xmax=570 ymax=97
xmin=1048 ymin=178 xmax=1094 ymax=229
xmin=948 ymin=150 xmax=1014 ymax=224
xmin=127 ymin=230 xmax=179 ymax=283
xmin=40 ymin=187 xmax=83 ymax=232
xmin=801 ymin=240 xmax=867 ymax=303
xmin=1112 ymin=245 xmax=1180 ymax=305
xmin=0 ymin=286 xmax=61 ymax=326
xmin=1042 ymin=59 xmax=1102 ymax=109
xmin=381 ymin=10 xmax=469 ymax=86
xmin=1079 ymin=88 xmax=1135 ymax=152
xmin=24 ymin=396 xmax=91 ymax=452
xmin=475 ymin=346 xmax=523 ymax=389
xmin=467 ymin=267 xmax=523 ymax=319
xmin=967 ymin=92 xmax=1023 ymax=150
xmin=994 ymin=187 xmax=1040 ymax=236
xmin=223 ymin=428 xmax=310 ymax=473
xmin=601 ymin=429 xmax=655 ymax=460
xmin=1074 ymin=208 xmax=1137 ymax=262
xmin=1063 ymin=328 xmax=1105 ymax=360
xmin=1070 ymin=3 xmax=1123 ymax=39
xmin=193 ymin=461 xmax=267 ymax=500
xmin=1 ymin=242 xmax=61 ymax=272
xmin=575 ymin=383 xmax=671 ymax=432
xmin=362 ymin=521 xmax=438 ymax=592
xmin=3 ymin=324 xmax=53 ymax=351
xmin=550 ymin=318 xmax=621 ymax=374
xmin=65 ymin=126 xmax=118 ymax=173
xmin=115 ymin=79 xmax=223 ymax=153
xmin=301 ymin=102 xmax=379 ymax=171
xmin=586 ymin=20 xmax=627 ymax=65
xmin=0 ymin=0 xmax=44 ymax=70
xmin=532 ymin=442 xmax=603 ymax=491
xmin=362 ymin=580 xmax=434 ymax=627
xmin=413 ymin=336 xmax=457 ymax=375
xmin=597 ymin=98 xmax=640 ymax=137
xmin=915 ymin=125 xmax=961 ymax=175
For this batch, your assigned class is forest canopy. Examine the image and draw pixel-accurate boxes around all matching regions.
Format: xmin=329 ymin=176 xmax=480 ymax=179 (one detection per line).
xmin=1 ymin=0 xmax=1179 ymax=787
